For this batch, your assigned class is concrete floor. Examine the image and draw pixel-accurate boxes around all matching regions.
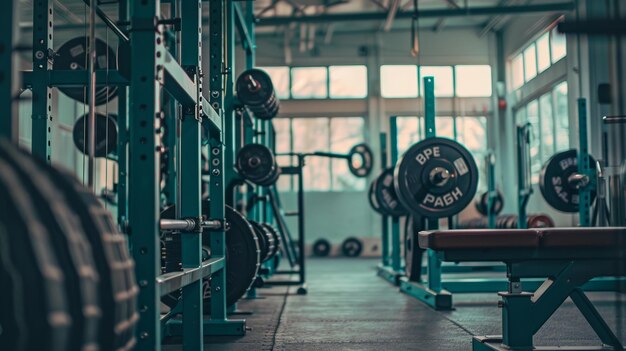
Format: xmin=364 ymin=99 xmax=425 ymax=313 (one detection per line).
xmin=165 ymin=258 xmax=626 ymax=351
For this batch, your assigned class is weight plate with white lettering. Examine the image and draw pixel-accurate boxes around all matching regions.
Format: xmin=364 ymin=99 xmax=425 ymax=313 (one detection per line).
xmin=374 ymin=167 xmax=408 ymax=217
xmin=393 ymin=137 xmax=478 ymax=218
xmin=539 ymin=149 xmax=596 ymax=213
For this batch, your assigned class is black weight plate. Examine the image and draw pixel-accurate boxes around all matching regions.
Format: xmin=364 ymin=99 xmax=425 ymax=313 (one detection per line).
xmin=249 ymin=220 xmax=270 ymax=263
xmin=394 ymin=137 xmax=478 ymax=218
xmin=539 ymin=149 xmax=597 ymax=213
xmin=236 ymin=143 xmax=277 ymax=184
xmin=527 ymin=214 xmax=555 ymax=228
xmin=161 ymin=201 xmax=259 ymax=312
xmin=22 ymin=142 xmax=139 ymax=350
xmin=368 ymin=177 xmax=385 ymax=214
xmin=260 ymin=223 xmax=281 ymax=259
xmin=236 ymin=69 xmax=277 ymax=107
xmin=404 ymin=215 xmax=424 ymax=282
xmin=54 ymin=36 xmax=119 ymax=105
xmin=312 ymin=239 xmax=331 ymax=257
xmin=256 ymin=166 xmax=281 ymax=187
xmin=475 ymin=190 xmax=504 ymax=216
xmin=341 ymin=237 xmax=363 ymax=257
xmin=0 ymin=148 xmax=72 ymax=351
xmin=0 ymin=143 xmax=102 ymax=351
xmin=258 ymin=224 xmax=276 ymax=262
xmin=73 ymin=113 xmax=118 ymax=158
xmin=375 ymin=167 xmax=409 ymax=217
xmin=348 ymin=143 xmax=374 ymax=178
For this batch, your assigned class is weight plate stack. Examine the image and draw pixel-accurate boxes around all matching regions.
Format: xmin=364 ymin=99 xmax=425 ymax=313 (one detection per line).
xmin=368 ymin=177 xmax=384 ymax=214
xmin=0 ymin=143 xmax=102 ymax=351
xmin=312 ymin=238 xmax=332 ymax=257
xmin=260 ymin=223 xmax=281 ymax=260
xmin=161 ymin=201 xmax=260 ymax=312
xmin=394 ymin=137 xmax=479 ymax=218
xmin=236 ymin=69 xmax=279 ymax=120
xmin=72 ymin=113 xmax=118 ymax=157
xmin=474 ymin=190 xmax=504 ymax=216
xmin=19 ymin=140 xmax=139 ymax=351
xmin=374 ymin=167 xmax=409 ymax=217
xmin=250 ymin=220 xmax=275 ymax=263
xmin=236 ymin=143 xmax=278 ymax=185
xmin=348 ymin=143 xmax=374 ymax=178
xmin=0 ymin=151 xmax=72 ymax=351
xmin=539 ymin=149 xmax=597 ymax=213
xmin=54 ymin=36 xmax=119 ymax=105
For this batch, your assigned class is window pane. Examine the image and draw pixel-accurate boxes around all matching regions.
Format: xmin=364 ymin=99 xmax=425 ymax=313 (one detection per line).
xmin=258 ymin=66 xmax=290 ymax=99
xmin=551 ymin=27 xmax=567 ymax=63
xmin=436 ymin=117 xmax=455 ymax=139
xmin=396 ymin=116 xmax=422 ymax=155
xmin=292 ymin=118 xmax=330 ymax=190
xmin=420 ymin=66 xmax=453 ymax=97
xmin=523 ymin=44 xmax=537 ymax=82
xmin=329 ymin=65 xmax=367 ymax=98
xmin=380 ymin=65 xmax=418 ymax=98
xmin=272 ymin=118 xmax=292 ymax=191
xmin=515 ymin=106 xmax=526 ymax=125
xmin=330 ymin=118 xmax=366 ymax=191
xmin=455 ymin=65 xmax=492 ymax=97
xmin=536 ymin=33 xmax=551 ymax=73
xmin=526 ymin=100 xmax=541 ymax=183
xmin=539 ymin=93 xmax=554 ymax=163
xmin=291 ymin=67 xmax=328 ymax=99
xmin=511 ymin=54 xmax=524 ymax=90
xmin=456 ymin=116 xmax=488 ymax=192
xmin=554 ymin=82 xmax=569 ymax=150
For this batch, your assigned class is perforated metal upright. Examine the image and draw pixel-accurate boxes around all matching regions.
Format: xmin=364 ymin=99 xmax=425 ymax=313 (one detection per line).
xmin=31 ymin=0 xmax=53 ymax=161
xmin=0 ymin=0 xmax=19 ymax=141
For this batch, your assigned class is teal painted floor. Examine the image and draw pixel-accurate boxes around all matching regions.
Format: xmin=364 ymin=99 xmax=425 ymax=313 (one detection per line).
xmin=165 ymin=258 xmax=626 ymax=350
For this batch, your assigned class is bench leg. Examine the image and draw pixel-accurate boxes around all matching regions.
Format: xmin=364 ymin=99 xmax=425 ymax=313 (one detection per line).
xmin=569 ymin=288 xmax=624 ymax=350
xmin=499 ymin=291 xmax=535 ymax=349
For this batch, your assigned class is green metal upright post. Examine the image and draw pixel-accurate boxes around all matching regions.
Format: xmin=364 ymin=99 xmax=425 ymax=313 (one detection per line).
xmin=223 ymin=0 xmax=237 ymax=207
xmin=180 ymin=0 xmax=204 ymax=348
xmin=129 ymin=0 xmax=162 ymax=348
xmin=31 ymin=0 xmax=53 ymax=161
xmin=379 ymin=132 xmax=389 ymax=266
xmin=0 ymin=0 xmax=18 ymax=141
xmin=486 ymin=152 xmax=496 ymax=229
xmin=516 ymin=124 xmax=532 ymax=229
xmin=423 ymin=76 xmax=441 ymax=292
xmin=117 ymin=0 xmax=129 ymax=229
xmin=389 ymin=117 xmax=401 ymax=272
xmin=577 ymin=98 xmax=591 ymax=226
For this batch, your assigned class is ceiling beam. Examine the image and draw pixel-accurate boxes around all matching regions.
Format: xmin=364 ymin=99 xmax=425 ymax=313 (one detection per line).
xmin=255 ymin=2 xmax=575 ymax=26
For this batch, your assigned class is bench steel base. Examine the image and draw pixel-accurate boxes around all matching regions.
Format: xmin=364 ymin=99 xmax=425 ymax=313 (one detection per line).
xmin=472 ymin=335 xmax=616 ymax=351
xmin=377 ymin=264 xmax=403 ymax=286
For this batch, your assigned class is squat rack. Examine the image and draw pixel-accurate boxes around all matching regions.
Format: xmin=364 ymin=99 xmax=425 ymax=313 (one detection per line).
xmin=20 ymin=0 xmax=259 ymax=349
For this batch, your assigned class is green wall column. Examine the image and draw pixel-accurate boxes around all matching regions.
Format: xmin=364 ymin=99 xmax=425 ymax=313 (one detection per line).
xmin=31 ymin=0 xmax=52 ymax=161
xmin=129 ymin=0 xmax=163 ymax=348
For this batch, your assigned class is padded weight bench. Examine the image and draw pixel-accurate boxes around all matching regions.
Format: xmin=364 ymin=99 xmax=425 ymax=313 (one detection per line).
xmin=419 ymin=228 xmax=626 ymax=351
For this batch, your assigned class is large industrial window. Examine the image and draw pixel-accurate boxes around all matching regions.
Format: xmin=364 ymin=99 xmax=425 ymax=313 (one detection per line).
xmin=274 ymin=117 xmax=366 ymax=192
xmin=419 ymin=66 xmax=453 ymax=97
xmin=380 ymin=65 xmax=419 ymax=98
xmin=258 ymin=66 xmax=290 ymax=99
xmin=455 ymin=65 xmax=492 ymax=97
xmin=509 ymin=24 xmax=567 ymax=91
xmin=381 ymin=64 xmax=492 ymax=98
xmin=395 ymin=116 xmax=488 ymax=192
xmin=329 ymin=65 xmax=368 ymax=98
xmin=291 ymin=67 xmax=328 ymax=99
xmin=514 ymin=82 xmax=570 ymax=184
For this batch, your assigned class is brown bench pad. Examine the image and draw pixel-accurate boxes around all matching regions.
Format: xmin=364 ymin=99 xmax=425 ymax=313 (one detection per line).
xmin=419 ymin=227 xmax=626 ymax=250
xmin=417 ymin=229 xmax=540 ymax=250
